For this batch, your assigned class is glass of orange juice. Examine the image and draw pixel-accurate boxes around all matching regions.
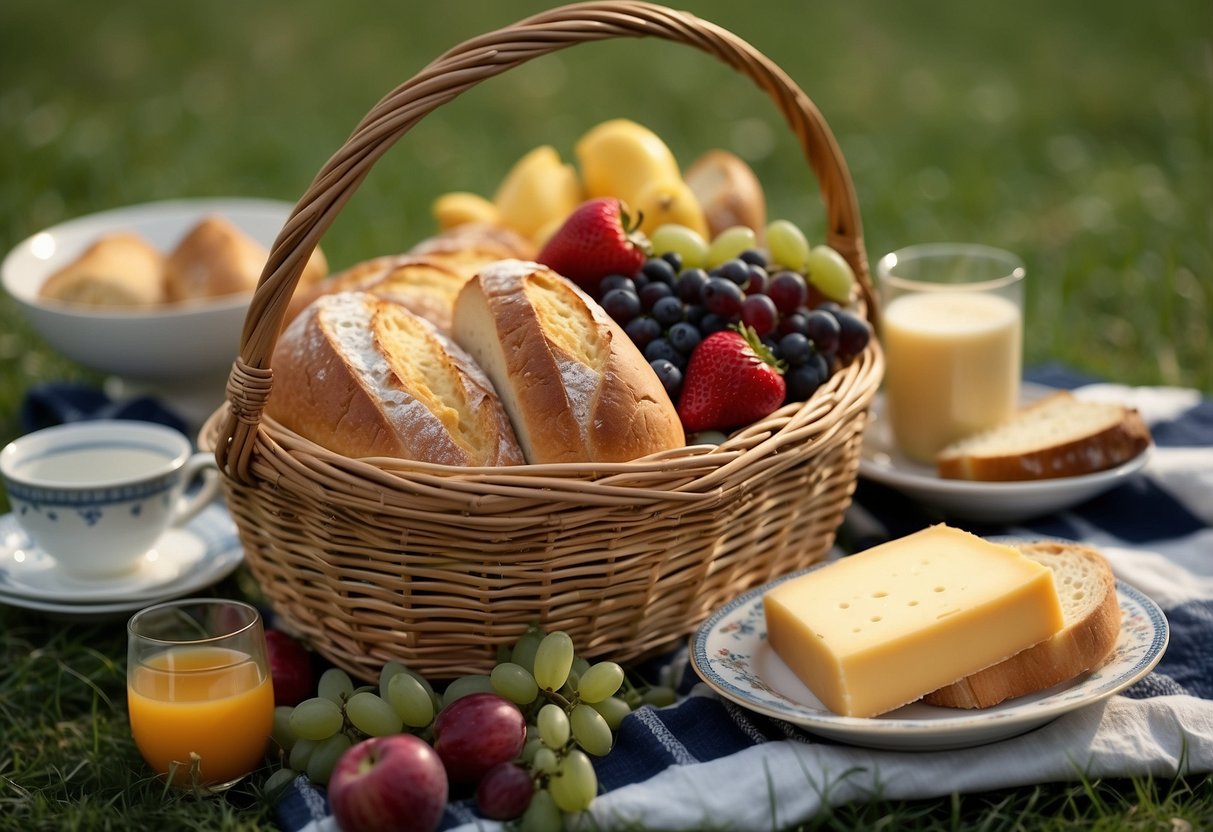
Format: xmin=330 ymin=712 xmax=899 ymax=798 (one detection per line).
xmin=127 ymin=598 xmax=274 ymax=792
xmin=877 ymin=243 xmax=1026 ymax=463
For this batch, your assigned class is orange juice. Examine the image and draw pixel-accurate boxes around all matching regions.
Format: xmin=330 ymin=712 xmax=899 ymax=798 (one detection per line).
xmin=883 ymin=291 xmax=1022 ymax=462
xmin=128 ymin=645 xmax=274 ymax=786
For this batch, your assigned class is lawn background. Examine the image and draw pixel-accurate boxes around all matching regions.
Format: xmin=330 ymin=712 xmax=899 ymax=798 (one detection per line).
xmin=0 ymin=1 xmax=1210 ymax=829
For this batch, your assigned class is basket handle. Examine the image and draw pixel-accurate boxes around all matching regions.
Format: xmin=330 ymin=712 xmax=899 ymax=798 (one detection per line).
xmin=216 ymin=0 xmax=872 ymax=481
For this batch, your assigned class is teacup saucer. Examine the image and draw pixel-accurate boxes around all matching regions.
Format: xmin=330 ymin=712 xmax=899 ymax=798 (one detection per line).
xmin=0 ymin=502 xmax=242 ymax=604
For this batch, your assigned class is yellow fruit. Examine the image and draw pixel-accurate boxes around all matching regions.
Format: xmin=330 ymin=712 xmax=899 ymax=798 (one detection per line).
xmin=630 ymin=178 xmax=710 ymax=239
xmin=432 ymin=191 xmax=500 ymax=230
xmin=575 ymin=119 xmax=683 ymax=206
xmin=493 ymin=145 xmax=582 ymax=242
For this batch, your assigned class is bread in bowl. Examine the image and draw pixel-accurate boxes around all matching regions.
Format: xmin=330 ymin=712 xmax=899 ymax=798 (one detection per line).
xmin=38 ymin=232 xmax=166 ymax=308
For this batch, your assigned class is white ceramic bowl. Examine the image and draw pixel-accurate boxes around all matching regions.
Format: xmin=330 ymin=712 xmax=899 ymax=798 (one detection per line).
xmin=1 ymin=197 xmax=296 ymax=383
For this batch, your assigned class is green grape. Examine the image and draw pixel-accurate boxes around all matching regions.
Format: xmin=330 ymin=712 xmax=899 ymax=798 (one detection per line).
xmin=589 ymin=695 xmax=633 ymax=731
xmin=641 ymin=685 xmax=678 ymax=707
xmin=765 ymin=219 xmax=811 ymax=271
xmin=531 ymin=746 xmax=558 ymax=775
xmin=520 ymin=736 xmax=544 ymax=765
xmin=511 ymin=628 xmax=545 ymax=674
xmin=519 ymin=788 xmax=563 ymax=832
xmin=491 ymin=662 xmax=540 ymax=705
xmin=386 ymin=671 xmax=435 ymax=728
xmin=271 ymin=705 xmax=297 ymax=752
xmin=649 ymin=223 xmax=708 ymax=269
xmin=262 ymin=767 xmax=299 ymax=800
xmin=378 ymin=660 xmax=408 ymax=699
xmin=569 ymin=704 xmax=614 ymax=756
xmin=317 ymin=667 xmax=354 ymax=704
xmin=306 ymin=732 xmax=352 ymax=786
xmin=289 ymin=697 xmax=344 ymax=741
xmin=532 ymin=631 xmax=574 ymax=691
xmin=442 ymin=674 xmax=494 ymax=708
xmin=550 ymin=748 xmax=597 ymax=812
xmin=577 ymin=661 xmax=624 ymax=704
xmin=345 ymin=691 xmax=403 ymax=737
xmin=706 ymin=225 xmax=758 ymax=267
xmin=806 ymin=244 xmax=856 ymax=303
xmin=536 ymin=703 xmax=570 ymax=749
xmin=288 ymin=738 xmax=318 ymax=772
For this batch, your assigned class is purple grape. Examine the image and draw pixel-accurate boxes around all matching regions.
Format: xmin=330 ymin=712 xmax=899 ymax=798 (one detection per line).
xmin=804 ymin=309 xmax=841 ymax=356
xmin=744 ymin=264 xmax=769 ymax=295
xmin=739 ymin=248 xmax=768 ymax=268
xmin=778 ymin=332 xmax=813 ymax=367
xmin=767 ymin=271 xmax=808 ymax=314
xmin=777 ymin=311 xmax=810 ymax=338
xmin=476 ymin=762 xmax=534 ymax=821
xmin=714 ymin=258 xmax=751 ymax=287
xmin=675 ymin=268 xmax=709 ymax=303
xmin=832 ymin=308 xmax=873 ymax=360
xmin=701 ymin=277 xmax=745 ymax=318
xmin=741 ymin=294 xmax=779 ymax=337
xmin=785 ymin=353 xmax=831 ymax=402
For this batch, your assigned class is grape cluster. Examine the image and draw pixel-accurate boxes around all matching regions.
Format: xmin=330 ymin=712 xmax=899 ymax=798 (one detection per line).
xmin=267 ymin=625 xmax=676 ymax=827
xmin=595 ymin=220 xmax=872 ymax=411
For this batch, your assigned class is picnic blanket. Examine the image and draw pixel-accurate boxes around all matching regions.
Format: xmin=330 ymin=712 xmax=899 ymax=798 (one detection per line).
xmin=270 ymin=364 xmax=1213 ymax=831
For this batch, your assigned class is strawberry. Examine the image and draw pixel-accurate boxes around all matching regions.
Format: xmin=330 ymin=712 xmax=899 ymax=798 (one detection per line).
xmin=677 ymin=325 xmax=787 ymax=433
xmin=536 ymin=197 xmax=650 ymax=294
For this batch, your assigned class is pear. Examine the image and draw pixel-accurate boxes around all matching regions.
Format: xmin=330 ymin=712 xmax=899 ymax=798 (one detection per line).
xmin=493 ymin=145 xmax=582 ymax=242
xmin=575 ymin=119 xmax=683 ymax=206
xmin=630 ymin=178 xmax=710 ymax=239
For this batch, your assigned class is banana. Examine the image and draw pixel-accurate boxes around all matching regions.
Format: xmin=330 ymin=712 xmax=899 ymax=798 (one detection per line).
xmin=492 ymin=145 xmax=582 ymax=242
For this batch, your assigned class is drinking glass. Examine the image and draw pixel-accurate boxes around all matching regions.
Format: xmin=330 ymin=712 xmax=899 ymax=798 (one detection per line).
xmin=876 ymin=243 xmax=1026 ymax=463
xmin=127 ymin=598 xmax=274 ymax=792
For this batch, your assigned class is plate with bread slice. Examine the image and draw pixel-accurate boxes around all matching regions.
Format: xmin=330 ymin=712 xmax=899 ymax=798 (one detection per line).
xmin=690 ymin=538 xmax=1169 ymax=751
xmin=859 ymin=383 xmax=1153 ymax=522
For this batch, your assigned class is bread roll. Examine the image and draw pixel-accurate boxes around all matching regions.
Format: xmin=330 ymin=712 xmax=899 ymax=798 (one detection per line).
xmin=452 ymin=260 xmax=685 ymax=464
xmin=39 ymin=232 xmax=166 ymax=308
xmin=924 ymin=540 xmax=1121 ymax=708
xmin=935 ymin=391 xmax=1151 ymax=481
xmin=267 ymin=291 xmax=525 ymax=466
xmin=684 ymin=149 xmax=767 ymax=241
xmin=164 ymin=215 xmax=328 ymax=302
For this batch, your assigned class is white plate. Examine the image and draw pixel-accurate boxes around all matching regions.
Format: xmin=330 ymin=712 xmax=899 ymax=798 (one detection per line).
xmin=0 ymin=502 xmax=243 ymax=614
xmin=858 ymin=383 xmax=1152 ymax=522
xmin=689 ymin=565 xmax=1169 ymax=751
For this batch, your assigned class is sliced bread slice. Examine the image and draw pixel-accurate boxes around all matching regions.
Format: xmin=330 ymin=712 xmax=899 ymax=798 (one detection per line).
xmin=935 ymin=391 xmax=1151 ymax=481
xmin=923 ymin=540 xmax=1120 ymax=709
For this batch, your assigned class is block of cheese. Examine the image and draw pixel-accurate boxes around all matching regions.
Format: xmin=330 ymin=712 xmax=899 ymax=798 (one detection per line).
xmin=762 ymin=525 xmax=1065 ymax=718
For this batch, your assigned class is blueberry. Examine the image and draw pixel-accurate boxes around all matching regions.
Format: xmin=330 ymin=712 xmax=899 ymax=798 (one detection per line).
xmin=644 ymin=337 xmax=680 ymax=365
xmin=650 ymin=358 xmax=683 ymax=399
xmin=668 ymin=321 xmax=701 ymax=355
xmin=651 ymin=295 xmax=685 ymax=328
xmin=701 ymin=277 xmax=745 ymax=318
xmin=804 ymin=309 xmax=841 ymax=357
xmin=778 ymin=332 xmax=813 ymax=367
xmin=639 ymin=280 xmax=674 ymax=310
xmin=716 ymin=258 xmax=751 ymax=286
xmin=785 ymin=353 xmax=831 ymax=402
xmin=642 ymin=257 xmax=678 ymax=286
xmin=676 ymin=268 xmax=709 ymax=304
xmin=831 ymin=308 xmax=873 ymax=360
xmin=624 ymin=316 xmax=662 ymax=349
xmin=599 ymin=274 xmax=637 ymax=296
xmin=601 ymin=288 xmax=642 ymax=324
xmin=739 ymin=248 xmax=768 ymax=268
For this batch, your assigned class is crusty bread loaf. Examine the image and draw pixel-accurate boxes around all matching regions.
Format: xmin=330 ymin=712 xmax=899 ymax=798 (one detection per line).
xmin=451 ymin=260 xmax=685 ymax=464
xmin=267 ymin=291 xmax=525 ymax=466
xmin=935 ymin=391 xmax=1151 ymax=481
xmin=924 ymin=540 xmax=1121 ymax=709
xmin=39 ymin=232 xmax=166 ymax=308
xmin=164 ymin=214 xmax=328 ymax=303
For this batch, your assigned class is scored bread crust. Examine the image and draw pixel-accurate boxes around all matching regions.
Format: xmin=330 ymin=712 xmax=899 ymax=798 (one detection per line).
xmin=267 ymin=291 xmax=524 ymax=466
xmin=923 ymin=541 xmax=1121 ymax=709
xmin=452 ymin=260 xmax=686 ymax=464
xmin=935 ymin=391 xmax=1151 ymax=481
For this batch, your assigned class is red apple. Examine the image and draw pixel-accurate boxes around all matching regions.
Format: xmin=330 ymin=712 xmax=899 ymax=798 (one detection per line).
xmin=264 ymin=629 xmax=315 ymax=707
xmin=432 ymin=692 xmax=526 ymax=783
xmin=328 ymin=735 xmax=448 ymax=832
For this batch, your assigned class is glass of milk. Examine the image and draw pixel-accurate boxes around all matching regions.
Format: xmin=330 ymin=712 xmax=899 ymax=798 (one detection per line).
xmin=876 ymin=244 xmax=1026 ymax=464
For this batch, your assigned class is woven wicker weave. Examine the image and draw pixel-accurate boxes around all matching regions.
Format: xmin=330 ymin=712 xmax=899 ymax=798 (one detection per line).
xmin=203 ymin=1 xmax=884 ymax=681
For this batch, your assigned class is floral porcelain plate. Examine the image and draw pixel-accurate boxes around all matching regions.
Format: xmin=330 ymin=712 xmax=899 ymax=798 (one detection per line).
xmin=0 ymin=502 xmax=242 ymax=610
xmin=689 ymin=563 xmax=1169 ymax=751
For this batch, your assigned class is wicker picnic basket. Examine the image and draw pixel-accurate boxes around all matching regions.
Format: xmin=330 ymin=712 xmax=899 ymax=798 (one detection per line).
xmin=202 ymin=1 xmax=884 ymax=682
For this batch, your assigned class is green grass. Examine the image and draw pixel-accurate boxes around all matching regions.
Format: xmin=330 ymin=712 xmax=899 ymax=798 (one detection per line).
xmin=0 ymin=0 xmax=1210 ymax=829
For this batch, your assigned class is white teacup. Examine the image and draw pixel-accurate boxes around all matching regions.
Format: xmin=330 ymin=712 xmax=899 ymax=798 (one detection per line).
xmin=0 ymin=420 xmax=219 ymax=579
